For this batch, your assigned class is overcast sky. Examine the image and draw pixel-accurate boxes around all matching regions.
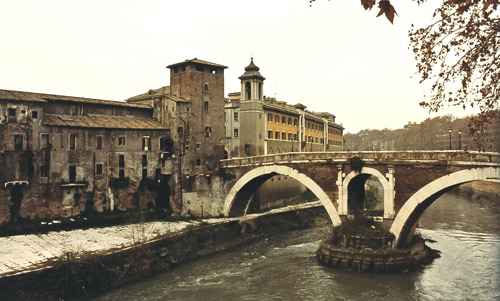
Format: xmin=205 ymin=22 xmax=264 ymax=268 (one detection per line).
xmin=0 ymin=0 xmax=477 ymax=133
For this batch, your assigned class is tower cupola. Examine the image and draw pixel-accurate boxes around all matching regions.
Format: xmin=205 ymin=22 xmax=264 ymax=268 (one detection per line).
xmin=239 ymin=57 xmax=265 ymax=101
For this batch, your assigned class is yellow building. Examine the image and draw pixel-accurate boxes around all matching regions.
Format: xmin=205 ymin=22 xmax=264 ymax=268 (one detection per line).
xmin=225 ymin=58 xmax=344 ymax=157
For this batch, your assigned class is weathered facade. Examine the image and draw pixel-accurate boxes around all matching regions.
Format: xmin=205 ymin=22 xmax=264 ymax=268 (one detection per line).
xmin=0 ymin=58 xmax=229 ymax=224
xmin=0 ymin=90 xmax=170 ymax=224
xmin=225 ymin=58 xmax=344 ymax=158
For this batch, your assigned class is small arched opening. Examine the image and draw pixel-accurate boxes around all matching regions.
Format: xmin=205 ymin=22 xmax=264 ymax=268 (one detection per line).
xmin=347 ymin=174 xmax=384 ymax=217
xmin=245 ymin=82 xmax=251 ymax=100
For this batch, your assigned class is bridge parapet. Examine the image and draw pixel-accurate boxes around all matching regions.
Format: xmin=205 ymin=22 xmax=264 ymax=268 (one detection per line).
xmin=221 ymin=151 xmax=500 ymax=168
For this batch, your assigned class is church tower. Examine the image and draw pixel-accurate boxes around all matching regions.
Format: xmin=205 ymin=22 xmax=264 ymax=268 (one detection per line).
xmin=239 ymin=58 xmax=266 ymax=156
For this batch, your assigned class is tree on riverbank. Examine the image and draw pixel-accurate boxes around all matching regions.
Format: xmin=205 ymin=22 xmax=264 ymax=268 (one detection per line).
xmin=310 ymin=0 xmax=499 ymax=132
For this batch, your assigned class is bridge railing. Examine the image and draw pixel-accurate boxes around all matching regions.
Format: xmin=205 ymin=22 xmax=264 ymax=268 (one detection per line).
xmin=220 ymin=151 xmax=500 ymax=168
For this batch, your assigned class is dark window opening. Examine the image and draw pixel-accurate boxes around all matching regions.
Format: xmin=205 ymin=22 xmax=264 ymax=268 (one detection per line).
xmin=282 ymin=116 xmax=286 ymax=124
xmin=96 ymin=164 xmax=103 ymax=175
xmin=234 ymin=128 xmax=239 ymax=137
xmin=204 ymin=101 xmax=209 ymax=111
xmin=268 ymin=113 xmax=273 ymax=122
xmin=234 ymin=112 xmax=238 ymax=121
xmin=32 ymin=111 xmax=38 ymax=119
xmin=142 ymin=168 xmax=148 ymax=179
xmin=181 ymin=65 xmax=186 ymax=72
xmin=96 ymin=136 xmax=103 ymax=150
xmin=288 ymin=118 xmax=292 ymax=126
xmin=203 ymin=84 xmax=209 ymax=92
xmin=177 ymin=127 xmax=183 ymax=135
xmin=142 ymin=154 xmax=147 ymax=167
xmin=275 ymin=131 xmax=279 ymax=140
xmin=118 ymin=136 xmax=125 ymax=146
xmin=196 ymin=159 xmax=201 ymax=165
xmin=119 ymin=169 xmax=125 ymax=179
xmin=258 ymin=82 xmax=262 ymax=99
xmin=275 ymin=115 xmax=279 ymax=123
xmin=282 ymin=132 xmax=286 ymax=140
xmin=69 ymin=165 xmax=76 ymax=183
xmin=40 ymin=165 xmax=49 ymax=178
xmin=14 ymin=134 xmax=23 ymax=151
xmin=268 ymin=131 xmax=272 ymax=139
xmin=205 ymin=127 xmax=211 ymax=137
xmin=119 ymin=154 xmax=125 ymax=168
xmin=196 ymin=64 xmax=204 ymax=72
xmin=69 ymin=135 xmax=76 ymax=151
xmin=245 ymin=82 xmax=251 ymax=99
xmin=174 ymin=67 xmax=179 ymax=74
xmin=8 ymin=108 xmax=16 ymax=117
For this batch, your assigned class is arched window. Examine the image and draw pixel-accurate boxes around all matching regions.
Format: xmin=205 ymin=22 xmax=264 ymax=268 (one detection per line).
xmin=245 ymin=82 xmax=251 ymax=100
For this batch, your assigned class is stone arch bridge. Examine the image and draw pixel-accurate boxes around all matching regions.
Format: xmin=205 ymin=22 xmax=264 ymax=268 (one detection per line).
xmin=219 ymin=151 xmax=500 ymax=247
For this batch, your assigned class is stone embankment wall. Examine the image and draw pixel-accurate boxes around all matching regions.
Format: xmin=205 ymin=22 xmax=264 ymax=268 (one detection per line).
xmin=0 ymin=205 xmax=330 ymax=300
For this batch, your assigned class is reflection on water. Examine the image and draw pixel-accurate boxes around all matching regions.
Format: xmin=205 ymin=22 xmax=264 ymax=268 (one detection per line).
xmin=95 ymin=192 xmax=500 ymax=301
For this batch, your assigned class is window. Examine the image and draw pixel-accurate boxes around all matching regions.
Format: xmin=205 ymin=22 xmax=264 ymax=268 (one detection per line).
xmin=275 ymin=131 xmax=280 ymax=139
xmin=196 ymin=159 xmax=201 ymax=165
xmin=119 ymin=169 xmax=125 ymax=179
xmin=282 ymin=132 xmax=286 ymax=140
xmin=268 ymin=131 xmax=272 ymax=139
xmin=203 ymin=83 xmax=209 ymax=92
xmin=40 ymin=165 xmax=49 ymax=177
xmin=204 ymin=101 xmax=209 ymax=111
xmin=142 ymin=168 xmax=148 ymax=179
xmin=234 ymin=112 xmax=239 ymax=121
xmin=119 ymin=154 xmax=125 ymax=168
xmin=268 ymin=113 xmax=273 ymax=122
xmin=205 ymin=127 xmax=211 ymax=137
xmin=282 ymin=116 xmax=286 ymax=125
xmin=245 ymin=82 xmax=251 ymax=99
xmin=196 ymin=142 xmax=201 ymax=150
xmin=210 ymin=68 xmax=217 ymax=74
xmin=69 ymin=165 xmax=76 ymax=183
xmin=275 ymin=115 xmax=279 ymax=123
xmin=41 ymin=134 xmax=49 ymax=149
xmin=32 ymin=111 xmax=38 ymax=119
xmin=142 ymin=155 xmax=147 ymax=167
xmin=69 ymin=135 xmax=76 ymax=151
xmin=288 ymin=118 xmax=292 ymax=126
xmin=96 ymin=136 xmax=103 ymax=150
xmin=177 ymin=127 xmax=183 ymax=135
xmin=288 ymin=133 xmax=293 ymax=141
xmin=96 ymin=164 xmax=103 ymax=175
xmin=181 ymin=65 xmax=186 ymax=72
xmin=174 ymin=67 xmax=179 ymax=74
xmin=294 ymin=133 xmax=298 ymax=141
xmin=8 ymin=108 xmax=16 ymax=117
xmin=196 ymin=64 xmax=204 ymax=72
xmin=142 ymin=136 xmax=151 ymax=151
xmin=118 ymin=136 xmax=126 ymax=146
xmin=294 ymin=118 xmax=298 ymax=126
xmin=234 ymin=128 xmax=239 ymax=137
xmin=316 ymin=137 xmax=318 ymax=143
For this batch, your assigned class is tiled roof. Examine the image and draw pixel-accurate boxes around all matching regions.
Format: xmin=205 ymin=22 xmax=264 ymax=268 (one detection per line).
xmin=0 ymin=89 xmax=151 ymax=109
xmin=167 ymin=58 xmax=228 ymax=69
xmin=127 ymin=86 xmax=190 ymax=103
xmin=43 ymin=114 xmax=167 ymax=130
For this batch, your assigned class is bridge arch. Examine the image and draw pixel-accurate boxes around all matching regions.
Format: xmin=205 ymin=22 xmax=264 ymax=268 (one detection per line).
xmin=223 ymin=165 xmax=342 ymax=226
xmin=339 ymin=167 xmax=394 ymax=218
xmin=390 ymin=167 xmax=500 ymax=247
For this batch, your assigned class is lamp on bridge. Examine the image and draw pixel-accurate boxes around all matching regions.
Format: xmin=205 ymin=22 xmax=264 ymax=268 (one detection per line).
xmin=458 ymin=130 xmax=462 ymax=150
xmin=448 ymin=128 xmax=452 ymax=150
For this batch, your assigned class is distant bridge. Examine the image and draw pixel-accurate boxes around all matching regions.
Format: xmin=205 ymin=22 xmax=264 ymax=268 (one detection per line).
xmin=219 ymin=151 xmax=500 ymax=247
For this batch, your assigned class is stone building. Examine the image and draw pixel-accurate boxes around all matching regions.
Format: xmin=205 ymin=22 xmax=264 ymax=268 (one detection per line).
xmin=0 ymin=89 xmax=170 ymax=224
xmin=225 ymin=58 xmax=344 ymax=158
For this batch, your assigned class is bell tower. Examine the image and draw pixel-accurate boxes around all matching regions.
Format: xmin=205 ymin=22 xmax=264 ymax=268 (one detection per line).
xmin=239 ymin=58 xmax=266 ymax=156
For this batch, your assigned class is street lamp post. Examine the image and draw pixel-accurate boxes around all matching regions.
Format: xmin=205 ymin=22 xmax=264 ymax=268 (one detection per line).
xmin=448 ymin=128 xmax=452 ymax=150
xmin=458 ymin=130 xmax=462 ymax=150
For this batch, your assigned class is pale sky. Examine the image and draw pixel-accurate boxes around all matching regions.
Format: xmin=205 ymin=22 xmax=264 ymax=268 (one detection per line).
xmin=0 ymin=0 xmax=477 ymax=133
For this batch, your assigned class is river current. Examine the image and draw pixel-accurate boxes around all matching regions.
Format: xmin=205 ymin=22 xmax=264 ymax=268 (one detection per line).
xmin=95 ymin=192 xmax=500 ymax=300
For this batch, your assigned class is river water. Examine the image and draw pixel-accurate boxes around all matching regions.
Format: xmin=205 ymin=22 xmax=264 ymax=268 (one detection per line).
xmin=95 ymin=192 xmax=500 ymax=300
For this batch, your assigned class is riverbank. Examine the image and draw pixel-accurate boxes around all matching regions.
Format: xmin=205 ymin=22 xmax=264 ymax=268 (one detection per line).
xmin=0 ymin=201 xmax=330 ymax=300
xmin=452 ymin=181 xmax=500 ymax=209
